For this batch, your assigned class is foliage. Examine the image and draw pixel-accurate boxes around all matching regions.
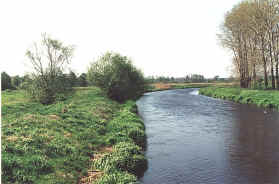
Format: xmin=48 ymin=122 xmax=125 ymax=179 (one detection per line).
xmin=199 ymin=87 xmax=279 ymax=110
xmin=185 ymin=74 xmax=206 ymax=83
xmin=25 ymin=33 xmax=74 ymax=104
xmin=94 ymin=142 xmax=147 ymax=177
xmin=1 ymin=72 xmax=14 ymax=90
xmin=11 ymin=75 xmax=23 ymax=88
xmin=68 ymin=71 xmax=77 ymax=87
xmin=96 ymin=171 xmax=137 ymax=184
xmin=77 ymin=73 xmax=88 ymax=87
xmin=145 ymin=82 xmax=237 ymax=93
xmin=219 ymin=0 xmax=279 ymax=89
xmin=87 ymin=52 xmax=145 ymax=102
xmin=2 ymin=87 xmax=118 ymax=183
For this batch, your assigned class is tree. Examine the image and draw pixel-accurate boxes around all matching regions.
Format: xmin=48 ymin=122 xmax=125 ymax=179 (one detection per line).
xmin=219 ymin=0 xmax=279 ymax=89
xmin=213 ymin=75 xmax=220 ymax=81
xmin=87 ymin=52 xmax=145 ymax=102
xmin=11 ymin=75 xmax=22 ymax=88
xmin=69 ymin=71 xmax=77 ymax=87
xmin=1 ymin=72 xmax=13 ymax=90
xmin=78 ymin=73 xmax=88 ymax=87
xmin=25 ymin=33 xmax=74 ymax=104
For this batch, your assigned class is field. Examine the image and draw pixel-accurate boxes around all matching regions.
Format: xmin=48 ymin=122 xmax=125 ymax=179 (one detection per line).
xmin=145 ymin=82 xmax=237 ymax=92
xmin=2 ymin=87 xmax=147 ymax=184
xmin=199 ymin=87 xmax=279 ymax=111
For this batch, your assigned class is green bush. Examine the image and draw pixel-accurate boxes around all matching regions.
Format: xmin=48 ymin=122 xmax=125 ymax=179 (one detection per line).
xmin=96 ymin=171 xmax=137 ymax=184
xmin=25 ymin=34 xmax=74 ymax=105
xmin=94 ymin=142 xmax=147 ymax=176
xmin=1 ymin=72 xmax=14 ymax=90
xmin=87 ymin=52 xmax=145 ymax=102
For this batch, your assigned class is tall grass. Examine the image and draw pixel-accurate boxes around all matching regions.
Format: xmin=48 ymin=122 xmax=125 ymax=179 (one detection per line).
xmin=2 ymin=87 xmax=147 ymax=183
xmin=199 ymin=87 xmax=279 ymax=110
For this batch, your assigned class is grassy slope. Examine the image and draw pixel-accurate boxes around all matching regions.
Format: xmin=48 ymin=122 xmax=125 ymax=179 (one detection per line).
xmin=199 ymin=87 xmax=279 ymax=111
xmin=2 ymin=87 xmax=147 ymax=184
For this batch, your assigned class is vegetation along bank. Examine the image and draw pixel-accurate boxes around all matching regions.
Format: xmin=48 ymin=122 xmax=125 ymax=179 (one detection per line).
xmin=2 ymin=87 xmax=147 ymax=184
xmin=2 ymin=35 xmax=148 ymax=184
xmin=145 ymin=82 xmax=237 ymax=93
xmin=199 ymin=87 xmax=279 ymax=111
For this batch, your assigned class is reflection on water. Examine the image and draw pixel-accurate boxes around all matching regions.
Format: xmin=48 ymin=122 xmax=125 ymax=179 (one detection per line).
xmin=137 ymin=89 xmax=279 ymax=184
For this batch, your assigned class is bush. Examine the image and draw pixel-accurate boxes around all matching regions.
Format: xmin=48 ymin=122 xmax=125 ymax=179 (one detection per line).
xmin=94 ymin=142 xmax=147 ymax=176
xmin=1 ymin=72 xmax=14 ymax=90
xmin=25 ymin=33 xmax=74 ymax=104
xmin=87 ymin=52 xmax=145 ymax=102
xmin=96 ymin=171 xmax=137 ymax=184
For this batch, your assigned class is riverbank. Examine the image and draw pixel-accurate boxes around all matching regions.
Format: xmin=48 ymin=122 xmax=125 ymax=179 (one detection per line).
xmin=2 ymin=87 xmax=147 ymax=184
xmin=145 ymin=82 xmax=237 ymax=92
xmin=199 ymin=87 xmax=279 ymax=111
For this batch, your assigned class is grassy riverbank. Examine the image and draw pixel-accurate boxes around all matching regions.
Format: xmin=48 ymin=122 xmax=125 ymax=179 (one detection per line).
xmin=199 ymin=87 xmax=279 ymax=110
xmin=145 ymin=82 xmax=237 ymax=92
xmin=2 ymin=87 xmax=147 ymax=184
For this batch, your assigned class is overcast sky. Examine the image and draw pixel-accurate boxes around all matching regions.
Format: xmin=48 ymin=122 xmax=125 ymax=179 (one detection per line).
xmin=0 ymin=0 xmax=242 ymax=78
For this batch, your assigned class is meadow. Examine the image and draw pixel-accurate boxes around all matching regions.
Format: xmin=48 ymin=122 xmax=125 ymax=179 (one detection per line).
xmin=145 ymin=82 xmax=238 ymax=92
xmin=199 ymin=87 xmax=279 ymax=111
xmin=2 ymin=87 xmax=147 ymax=184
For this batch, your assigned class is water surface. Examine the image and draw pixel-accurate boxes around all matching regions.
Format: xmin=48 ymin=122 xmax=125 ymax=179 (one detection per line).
xmin=137 ymin=89 xmax=279 ymax=184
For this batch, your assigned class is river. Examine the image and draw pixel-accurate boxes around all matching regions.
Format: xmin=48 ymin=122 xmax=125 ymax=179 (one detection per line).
xmin=136 ymin=88 xmax=279 ymax=184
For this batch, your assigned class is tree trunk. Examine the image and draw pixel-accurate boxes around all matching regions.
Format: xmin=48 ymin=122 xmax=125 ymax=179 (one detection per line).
xmin=253 ymin=63 xmax=257 ymax=88
xmin=276 ymin=60 xmax=279 ymax=90
xmin=269 ymin=43 xmax=275 ymax=89
xmin=262 ymin=36 xmax=268 ymax=89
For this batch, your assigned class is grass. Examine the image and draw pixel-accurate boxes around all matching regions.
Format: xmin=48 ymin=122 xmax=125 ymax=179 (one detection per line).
xmin=2 ymin=87 xmax=147 ymax=184
xmin=199 ymin=87 xmax=279 ymax=111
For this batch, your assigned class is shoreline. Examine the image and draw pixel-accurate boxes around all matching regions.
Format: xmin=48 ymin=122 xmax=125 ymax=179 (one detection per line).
xmin=144 ymin=82 xmax=237 ymax=93
xmin=199 ymin=87 xmax=279 ymax=111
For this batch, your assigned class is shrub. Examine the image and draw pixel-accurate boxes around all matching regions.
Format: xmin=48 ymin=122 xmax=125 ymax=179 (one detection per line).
xmin=1 ymin=72 xmax=14 ymax=90
xmin=94 ymin=142 xmax=147 ymax=176
xmin=25 ymin=33 xmax=74 ymax=104
xmin=87 ymin=52 xmax=145 ymax=102
xmin=96 ymin=171 xmax=137 ymax=184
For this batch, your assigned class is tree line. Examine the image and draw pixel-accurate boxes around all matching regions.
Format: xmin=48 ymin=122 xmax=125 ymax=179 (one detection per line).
xmin=2 ymin=34 xmax=145 ymax=104
xmin=219 ymin=0 xmax=279 ymax=89
xmin=1 ymin=71 xmax=88 ymax=91
xmin=145 ymin=74 xmax=230 ymax=83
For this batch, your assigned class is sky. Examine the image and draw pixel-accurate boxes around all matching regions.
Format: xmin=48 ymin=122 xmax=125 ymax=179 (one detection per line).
xmin=0 ymin=0 xmax=242 ymax=78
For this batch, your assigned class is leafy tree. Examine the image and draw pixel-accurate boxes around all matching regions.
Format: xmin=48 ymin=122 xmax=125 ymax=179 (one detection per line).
xmin=213 ymin=75 xmax=220 ymax=81
xmin=11 ymin=75 xmax=22 ymax=88
xmin=78 ymin=73 xmax=88 ymax=87
xmin=219 ymin=0 xmax=279 ymax=89
xmin=69 ymin=71 xmax=77 ymax=87
xmin=25 ymin=33 xmax=74 ymax=104
xmin=87 ymin=52 xmax=145 ymax=102
xmin=1 ymin=72 xmax=13 ymax=90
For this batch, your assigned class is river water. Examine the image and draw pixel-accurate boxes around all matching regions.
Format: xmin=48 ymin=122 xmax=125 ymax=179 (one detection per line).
xmin=136 ymin=89 xmax=279 ymax=184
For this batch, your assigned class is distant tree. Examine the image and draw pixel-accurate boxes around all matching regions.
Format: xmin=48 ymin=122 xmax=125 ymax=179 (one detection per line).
xmin=87 ymin=52 xmax=145 ymax=102
xmin=11 ymin=75 xmax=22 ymax=88
xmin=1 ymin=72 xmax=13 ymax=90
xmin=25 ymin=33 xmax=74 ymax=104
xmin=78 ymin=73 xmax=88 ymax=87
xmin=213 ymin=75 xmax=220 ymax=81
xmin=69 ymin=71 xmax=77 ymax=87
xmin=19 ymin=74 xmax=32 ymax=90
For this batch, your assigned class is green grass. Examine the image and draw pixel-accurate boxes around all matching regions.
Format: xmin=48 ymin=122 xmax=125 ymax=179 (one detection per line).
xmin=199 ymin=87 xmax=279 ymax=110
xmin=2 ymin=87 xmax=147 ymax=184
